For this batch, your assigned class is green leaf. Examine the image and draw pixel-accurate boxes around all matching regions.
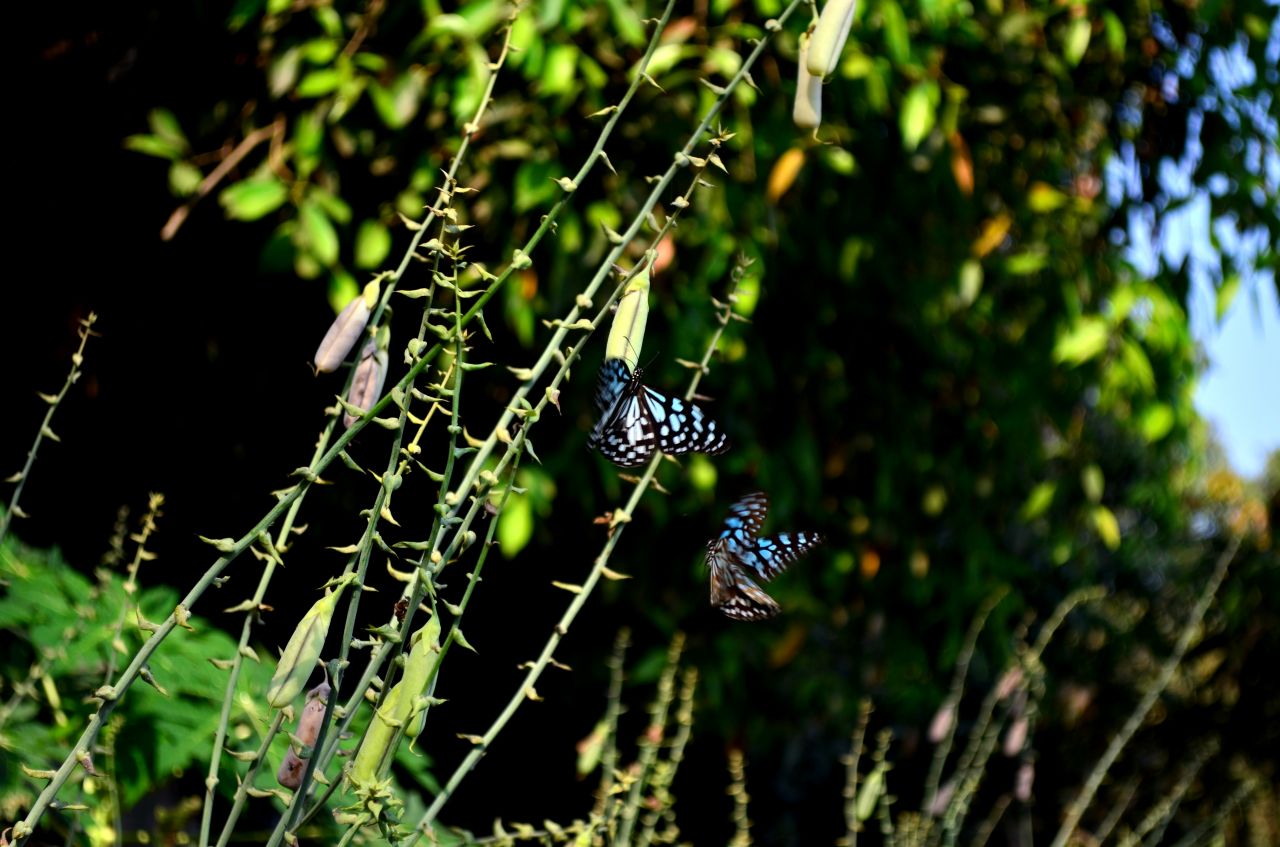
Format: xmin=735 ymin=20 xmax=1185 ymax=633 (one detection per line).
xmin=497 ymin=493 xmax=533 ymax=558
xmin=124 ymin=134 xmax=184 ymax=161
xmin=881 ymin=0 xmax=911 ymax=66
xmin=298 ymin=201 xmax=339 ymax=266
xmin=1215 ymin=274 xmax=1241 ymax=322
xmin=219 ymin=178 xmax=289 ymax=221
xmin=297 ymin=68 xmax=344 ymax=98
xmin=369 ymin=71 xmax=425 ymax=130
xmin=514 ymin=161 xmax=557 ymax=213
xmin=1139 ymin=403 xmax=1175 ymax=443
xmin=1091 ymin=505 xmax=1121 ymax=550
xmin=957 ymin=260 xmax=983 ymax=307
xmin=1054 ymin=316 xmax=1109 ymax=365
xmin=1028 ymin=182 xmax=1067 ymax=213
xmin=1020 ymin=481 xmax=1056 ymax=520
xmin=1081 ymin=465 xmax=1104 ymax=503
xmin=1063 ymin=17 xmax=1092 ymax=67
xmin=147 ymin=108 xmax=188 ymax=152
xmin=168 ymin=161 xmax=203 ymax=197
xmin=900 ymin=82 xmax=938 ymax=150
xmin=540 ymin=44 xmax=579 ymax=96
xmin=355 ymin=220 xmax=392 ymax=270
xmin=602 ymin=0 xmax=645 ymax=45
xmin=1102 ymin=11 xmax=1125 ymax=55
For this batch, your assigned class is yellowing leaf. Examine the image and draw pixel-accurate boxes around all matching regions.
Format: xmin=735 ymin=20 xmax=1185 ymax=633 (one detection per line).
xmin=767 ymin=148 xmax=806 ymax=204
xmin=1092 ymin=505 xmax=1121 ymax=550
xmin=1021 ymin=481 xmax=1056 ymax=520
xmin=1028 ymin=182 xmax=1067 ymax=212
xmin=973 ymin=214 xmax=1012 ymax=258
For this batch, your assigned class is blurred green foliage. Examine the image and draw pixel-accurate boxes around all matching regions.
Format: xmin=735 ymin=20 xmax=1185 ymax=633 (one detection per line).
xmin=36 ymin=0 xmax=1280 ymax=840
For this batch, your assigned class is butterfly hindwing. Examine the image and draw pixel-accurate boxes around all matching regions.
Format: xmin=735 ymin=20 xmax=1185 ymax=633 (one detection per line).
xmin=736 ymin=531 xmax=824 ymax=582
xmin=708 ymin=547 xmax=781 ymax=621
xmin=589 ymin=358 xmax=729 ymax=468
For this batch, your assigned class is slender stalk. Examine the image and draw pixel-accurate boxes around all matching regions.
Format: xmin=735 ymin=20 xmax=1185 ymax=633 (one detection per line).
xmin=923 ymin=588 xmax=1009 ymax=822
xmin=591 ymin=628 xmax=632 ymax=820
xmin=616 ymin=635 xmax=686 ymax=847
xmin=1 ymin=313 xmax=97 ymax=544
xmin=401 ymin=259 xmax=753 ymax=843
xmin=1048 ymin=538 xmax=1241 ymax=847
xmin=839 ymin=699 xmax=874 ymax=847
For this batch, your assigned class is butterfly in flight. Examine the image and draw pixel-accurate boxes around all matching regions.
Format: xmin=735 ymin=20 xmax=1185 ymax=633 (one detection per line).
xmin=706 ymin=492 xmax=823 ymax=621
xmin=588 ymin=357 xmax=730 ymax=467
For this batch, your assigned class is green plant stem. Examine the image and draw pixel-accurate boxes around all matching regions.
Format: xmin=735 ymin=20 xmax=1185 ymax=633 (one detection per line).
xmin=591 ymin=628 xmax=631 ymax=820
xmin=210 ymin=711 xmax=288 ymax=847
xmin=401 ymin=256 xmax=752 ymax=843
xmin=635 ymin=666 xmax=698 ymax=847
xmin=923 ymin=588 xmax=1009 ymax=822
xmin=1048 ymin=537 xmax=1241 ymax=847
xmin=197 ymin=431 xmax=330 ymax=847
xmin=616 ymin=635 xmax=685 ymax=847
xmin=840 ymin=699 xmax=873 ymax=847
xmin=1 ymin=313 xmax=97 ymax=545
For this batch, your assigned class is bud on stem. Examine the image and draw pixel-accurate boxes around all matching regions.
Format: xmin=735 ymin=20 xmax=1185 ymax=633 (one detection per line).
xmin=605 ymin=265 xmax=651 ymax=370
xmin=349 ymin=615 xmax=442 ymax=787
xmin=266 ymin=576 xmax=353 ymax=708
xmin=793 ymin=33 xmax=824 ymax=130
xmin=807 ymin=0 xmax=857 ymax=80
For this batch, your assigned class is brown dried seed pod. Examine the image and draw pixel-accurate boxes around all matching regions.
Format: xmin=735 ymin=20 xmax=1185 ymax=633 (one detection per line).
xmin=343 ymin=336 xmax=389 ymax=429
xmin=313 ymin=280 xmax=379 ymax=374
xmin=277 ymin=682 xmax=331 ymax=788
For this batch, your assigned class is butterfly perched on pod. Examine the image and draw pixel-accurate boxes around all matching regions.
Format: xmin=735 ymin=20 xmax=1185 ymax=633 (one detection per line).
xmin=589 ymin=358 xmax=730 ymax=467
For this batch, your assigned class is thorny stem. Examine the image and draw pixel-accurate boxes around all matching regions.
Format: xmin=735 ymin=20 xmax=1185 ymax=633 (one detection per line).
xmin=1 ymin=313 xmax=98 ymax=545
xmin=923 ymin=588 xmax=1009 ymax=824
xmin=1049 ymin=538 xmax=1242 ymax=847
xmin=402 ymin=260 xmax=753 ymax=843
xmin=635 ymin=667 xmax=698 ymax=847
xmin=616 ymin=635 xmax=686 ymax=847
xmin=839 ymin=699 xmax=874 ymax=847
xmin=591 ymin=628 xmax=632 ymax=820
xmin=438 ymin=0 xmax=805 ymax=524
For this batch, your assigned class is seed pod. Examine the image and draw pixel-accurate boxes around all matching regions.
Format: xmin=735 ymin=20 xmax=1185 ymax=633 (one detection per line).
xmin=793 ymin=33 xmax=823 ymax=130
xmin=1003 ymin=714 xmax=1029 ymax=756
xmin=348 ymin=616 xmax=442 ymax=788
xmin=343 ymin=328 xmax=390 ymax=429
xmin=927 ymin=701 xmax=955 ymax=743
xmin=313 ymin=279 xmax=381 ymax=374
xmin=605 ymin=266 xmax=651 ymax=370
xmin=277 ymin=682 xmax=331 ymax=788
xmin=807 ymin=0 xmax=857 ymax=80
xmin=1014 ymin=760 xmax=1035 ymax=802
xmin=266 ymin=581 xmax=350 ymax=708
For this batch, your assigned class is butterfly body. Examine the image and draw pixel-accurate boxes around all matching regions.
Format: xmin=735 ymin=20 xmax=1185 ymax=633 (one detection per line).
xmin=589 ymin=358 xmax=729 ymax=467
xmin=707 ymin=492 xmax=822 ymax=621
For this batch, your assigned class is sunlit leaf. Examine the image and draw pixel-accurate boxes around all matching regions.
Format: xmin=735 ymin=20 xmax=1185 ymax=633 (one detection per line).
xmin=1091 ymin=505 xmax=1121 ymax=550
xmin=1021 ymin=481 xmax=1056 ymax=520
xmin=220 ymin=178 xmax=289 ymax=221
xmin=355 ymin=220 xmax=391 ymax=270
xmin=497 ymin=493 xmax=533 ymax=558
xmin=1139 ymin=403 xmax=1175 ymax=443
xmin=1054 ymin=316 xmax=1109 ymax=365
xmin=900 ymin=82 xmax=938 ymax=150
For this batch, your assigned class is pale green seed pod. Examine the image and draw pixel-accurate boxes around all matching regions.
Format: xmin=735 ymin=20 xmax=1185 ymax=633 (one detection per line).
xmin=794 ymin=33 xmax=823 ymax=130
xmin=348 ymin=615 xmax=442 ymax=788
xmin=605 ymin=266 xmax=651 ymax=370
xmin=313 ymin=279 xmax=381 ymax=374
xmin=343 ymin=328 xmax=390 ymax=429
xmin=807 ymin=0 xmax=857 ymax=79
xmin=277 ymin=682 xmax=331 ymax=788
xmin=266 ymin=584 xmax=348 ymax=708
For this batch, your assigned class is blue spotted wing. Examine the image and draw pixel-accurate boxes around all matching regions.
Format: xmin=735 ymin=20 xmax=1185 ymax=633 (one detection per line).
xmin=706 ymin=492 xmax=823 ymax=621
xmin=588 ymin=358 xmax=729 ymax=467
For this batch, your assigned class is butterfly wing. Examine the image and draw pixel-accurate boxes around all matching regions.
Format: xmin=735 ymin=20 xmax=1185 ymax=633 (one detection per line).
xmin=736 ymin=531 xmax=824 ymax=582
xmin=594 ymin=358 xmax=632 ymax=414
xmin=718 ymin=492 xmax=769 ymax=542
xmin=637 ymin=385 xmax=730 ymax=458
xmin=708 ymin=545 xmax=781 ymax=621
